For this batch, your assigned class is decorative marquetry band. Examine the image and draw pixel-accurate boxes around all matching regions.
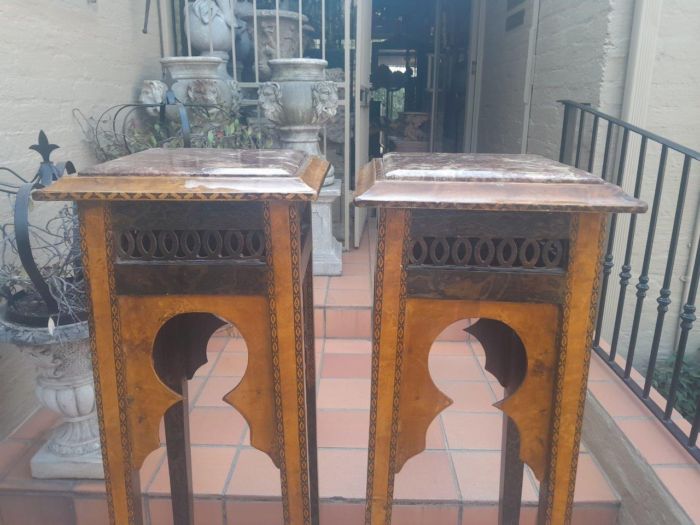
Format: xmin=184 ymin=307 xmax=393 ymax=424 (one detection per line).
xmin=114 ymin=229 xmax=266 ymax=262
xmin=407 ymin=236 xmax=568 ymax=270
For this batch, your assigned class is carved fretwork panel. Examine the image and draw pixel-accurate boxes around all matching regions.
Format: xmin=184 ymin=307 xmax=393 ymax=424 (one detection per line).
xmin=408 ymin=210 xmax=571 ymax=272
xmin=395 ymin=299 xmax=559 ymax=482
xmin=115 ymin=228 xmax=266 ymax=262
xmin=407 ymin=236 xmax=568 ymax=270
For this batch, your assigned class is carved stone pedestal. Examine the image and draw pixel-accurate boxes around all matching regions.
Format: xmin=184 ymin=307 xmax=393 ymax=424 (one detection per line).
xmin=312 ymin=180 xmax=342 ymax=276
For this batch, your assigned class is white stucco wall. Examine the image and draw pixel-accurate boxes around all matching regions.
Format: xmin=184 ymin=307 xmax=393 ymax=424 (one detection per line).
xmin=0 ymin=0 xmax=168 ymax=437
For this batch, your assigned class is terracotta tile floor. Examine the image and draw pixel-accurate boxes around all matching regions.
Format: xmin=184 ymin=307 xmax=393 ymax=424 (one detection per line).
xmin=0 ymin=338 xmax=622 ymax=522
xmin=6 ymin=220 xmax=697 ymax=525
xmin=0 ymin=329 xmax=620 ymax=525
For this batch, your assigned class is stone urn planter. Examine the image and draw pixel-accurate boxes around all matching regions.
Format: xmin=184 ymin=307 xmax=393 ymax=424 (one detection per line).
xmin=160 ymin=56 xmax=242 ymax=116
xmin=259 ymin=58 xmax=342 ymax=275
xmin=0 ymin=319 xmax=103 ymax=479
xmin=242 ymin=10 xmax=311 ymax=81
xmin=259 ymin=58 xmax=338 ymax=184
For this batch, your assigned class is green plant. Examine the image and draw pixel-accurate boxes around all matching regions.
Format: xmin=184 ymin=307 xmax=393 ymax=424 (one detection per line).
xmin=652 ymin=354 xmax=700 ymax=421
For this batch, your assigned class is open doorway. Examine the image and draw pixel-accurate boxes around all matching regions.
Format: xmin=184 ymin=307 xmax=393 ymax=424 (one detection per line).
xmin=368 ymin=0 xmax=481 ymax=155
xmin=348 ymin=0 xmax=484 ymax=247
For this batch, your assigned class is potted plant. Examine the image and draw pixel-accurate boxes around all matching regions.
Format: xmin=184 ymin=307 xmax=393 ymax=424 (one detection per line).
xmin=74 ymin=85 xmax=273 ymax=162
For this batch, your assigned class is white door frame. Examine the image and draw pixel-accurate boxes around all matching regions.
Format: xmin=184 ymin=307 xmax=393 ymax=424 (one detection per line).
xmin=429 ymin=0 xmax=442 ymax=152
xmin=462 ymin=0 xmax=485 ymax=153
xmin=520 ymin=0 xmax=541 ymax=153
xmin=342 ymin=0 xmax=352 ymax=251
xmin=351 ymin=0 xmax=372 ymax=248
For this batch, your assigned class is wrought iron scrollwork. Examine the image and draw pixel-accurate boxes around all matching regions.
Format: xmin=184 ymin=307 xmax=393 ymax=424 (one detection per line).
xmin=408 ymin=236 xmax=567 ymax=270
xmin=1 ymin=131 xmax=78 ymax=324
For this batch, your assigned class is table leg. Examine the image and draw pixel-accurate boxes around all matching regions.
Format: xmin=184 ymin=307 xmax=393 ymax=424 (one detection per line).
xmin=163 ymin=382 xmax=193 ymax=525
xmin=80 ymin=202 xmax=144 ymax=525
xmin=365 ymin=209 xmax=410 ymax=525
xmin=499 ymin=414 xmax=524 ymax=525
xmin=267 ymin=202 xmax=316 ymax=524
xmin=537 ymin=213 xmax=607 ymax=524
xmin=467 ymin=319 xmax=527 ymax=525
xmin=303 ymin=249 xmax=320 ymax=525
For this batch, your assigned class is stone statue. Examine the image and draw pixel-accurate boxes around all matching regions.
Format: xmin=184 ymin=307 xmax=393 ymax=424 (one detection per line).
xmin=311 ymin=81 xmax=339 ymax=125
xmin=186 ymin=0 xmax=254 ymax=69
xmin=187 ymin=78 xmax=223 ymax=107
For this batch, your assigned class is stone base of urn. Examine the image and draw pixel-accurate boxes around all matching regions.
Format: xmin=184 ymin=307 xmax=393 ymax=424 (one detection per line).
xmin=312 ymin=180 xmax=343 ymax=276
xmin=31 ymin=436 xmax=102 ymax=479
xmin=0 ymin=320 xmax=104 ymax=479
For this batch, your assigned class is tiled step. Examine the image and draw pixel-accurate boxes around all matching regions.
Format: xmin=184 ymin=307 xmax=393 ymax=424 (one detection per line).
xmin=313 ymin=226 xmax=375 ymax=339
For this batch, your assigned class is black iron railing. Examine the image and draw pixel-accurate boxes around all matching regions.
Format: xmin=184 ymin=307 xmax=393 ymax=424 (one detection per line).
xmin=559 ymin=100 xmax=700 ymax=463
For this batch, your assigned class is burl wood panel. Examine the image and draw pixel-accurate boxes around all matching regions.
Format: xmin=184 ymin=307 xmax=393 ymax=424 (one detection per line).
xmin=117 ymin=294 xmax=276 ymax=470
xmin=397 ymin=299 xmax=559 ymax=480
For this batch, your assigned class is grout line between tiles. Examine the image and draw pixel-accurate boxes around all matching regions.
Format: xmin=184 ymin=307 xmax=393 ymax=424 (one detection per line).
xmin=143 ymin=449 xmax=168 ymax=494
xmin=440 ymin=414 xmax=463 ymax=503
xmin=191 ymin=347 xmax=225 ymax=406
xmin=221 ymin=434 xmax=244 ymax=501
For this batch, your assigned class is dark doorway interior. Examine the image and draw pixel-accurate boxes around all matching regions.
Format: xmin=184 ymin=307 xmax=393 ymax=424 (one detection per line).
xmin=370 ymin=0 xmax=472 ymax=154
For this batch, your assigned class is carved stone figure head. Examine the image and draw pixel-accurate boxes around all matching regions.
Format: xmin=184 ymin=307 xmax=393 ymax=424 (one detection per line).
xmin=186 ymin=79 xmax=222 ymax=107
xmin=139 ymin=80 xmax=169 ymax=118
xmin=311 ymin=81 xmax=339 ymax=125
xmin=258 ymin=82 xmax=284 ymax=125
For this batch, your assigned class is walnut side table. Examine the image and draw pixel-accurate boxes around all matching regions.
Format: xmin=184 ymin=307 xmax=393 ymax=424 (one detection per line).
xmin=35 ymin=148 xmax=329 ymax=525
xmin=354 ymin=153 xmax=646 ymax=525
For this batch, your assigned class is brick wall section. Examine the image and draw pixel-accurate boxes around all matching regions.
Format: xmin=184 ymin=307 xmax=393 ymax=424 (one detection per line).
xmin=480 ymin=0 xmax=700 ymax=364
xmin=478 ymin=0 xmax=633 ymax=156
xmin=621 ymin=0 xmax=700 ymax=361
